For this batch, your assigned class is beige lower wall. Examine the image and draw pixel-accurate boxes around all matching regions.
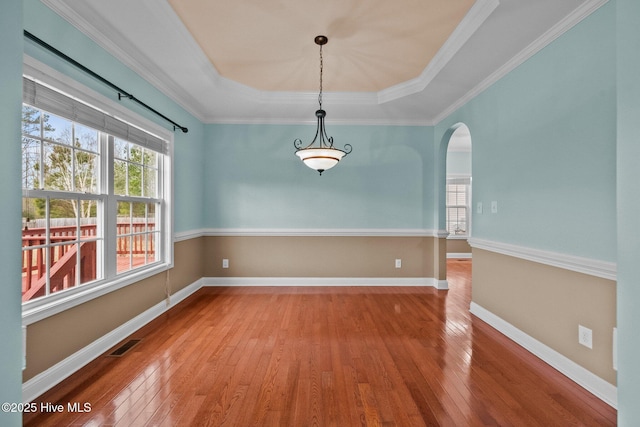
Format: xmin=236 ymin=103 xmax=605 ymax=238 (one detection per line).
xmin=24 ymin=235 xmax=439 ymax=383
xmin=434 ymin=236 xmax=447 ymax=280
xmin=472 ymin=248 xmax=616 ymax=385
xmin=23 ymin=238 xmax=204 ymax=383
xmin=204 ymin=235 xmax=439 ymax=279
xmin=171 ymin=237 xmax=206 ymax=293
xmin=447 ymin=238 xmax=471 ymax=254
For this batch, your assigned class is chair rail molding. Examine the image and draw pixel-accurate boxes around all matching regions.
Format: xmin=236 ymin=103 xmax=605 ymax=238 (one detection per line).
xmin=468 ymin=238 xmax=616 ymax=281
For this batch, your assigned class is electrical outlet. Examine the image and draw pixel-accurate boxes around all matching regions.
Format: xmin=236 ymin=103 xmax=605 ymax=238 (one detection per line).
xmin=395 ymin=259 xmax=402 ymax=269
xmin=578 ymin=325 xmax=593 ymax=349
xmin=477 ymin=202 xmax=483 ymax=214
xmin=222 ymin=259 xmax=229 ymax=269
xmin=491 ymin=201 xmax=498 ymax=213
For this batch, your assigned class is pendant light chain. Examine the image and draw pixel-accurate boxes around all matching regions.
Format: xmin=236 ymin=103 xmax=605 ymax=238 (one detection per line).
xmin=318 ymin=43 xmax=324 ymax=109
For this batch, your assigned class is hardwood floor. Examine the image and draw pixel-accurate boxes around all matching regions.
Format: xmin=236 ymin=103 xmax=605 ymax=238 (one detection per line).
xmin=24 ymin=260 xmax=616 ymax=426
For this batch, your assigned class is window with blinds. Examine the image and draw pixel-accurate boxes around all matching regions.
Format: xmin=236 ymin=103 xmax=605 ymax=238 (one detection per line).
xmin=21 ymin=75 xmax=171 ymax=311
xmin=446 ymin=178 xmax=470 ymax=236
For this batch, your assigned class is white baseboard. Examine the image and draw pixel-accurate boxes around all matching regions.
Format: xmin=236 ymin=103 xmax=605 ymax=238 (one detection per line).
xmin=469 ymin=302 xmax=617 ymax=408
xmin=202 ymin=276 xmax=445 ymax=288
xmin=435 ymin=280 xmax=449 ymax=290
xmin=447 ymin=252 xmax=472 ymax=259
xmin=168 ymin=278 xmax=204 ymax=307
xmin=22 ymin=278 xmax=205 ymax=403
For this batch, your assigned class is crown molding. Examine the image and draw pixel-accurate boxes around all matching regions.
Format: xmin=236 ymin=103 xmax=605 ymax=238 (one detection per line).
xmin=227 ymin=0 xmax=500 ymax=107
xmin=468 ymin=237 xmax=616 ymax=281
xmin=433 ymin=0 xmax=609 ymax=124
xmin=377 ymin=0 xmax=500 ymax=104
xmin=39 ymin=0 xmax=212 ymax=122
xmin=40 ymin=0 xmax=608 ymax=127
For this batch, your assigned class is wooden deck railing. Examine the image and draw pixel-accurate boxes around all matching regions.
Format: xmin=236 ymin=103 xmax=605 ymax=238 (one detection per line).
xmin=22 ymin=223 xmax=154 ymax=302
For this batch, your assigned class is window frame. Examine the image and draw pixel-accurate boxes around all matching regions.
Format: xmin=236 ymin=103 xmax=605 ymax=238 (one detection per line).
xmin=446 ymin=177 xmax=471 ymax=239
xmin=21 ymin=56 xmax=174 ymax=326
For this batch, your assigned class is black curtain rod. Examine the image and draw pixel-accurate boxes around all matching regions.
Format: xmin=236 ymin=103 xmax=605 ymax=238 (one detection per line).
xmin=24 ymin=30 xmax=188 ymax=133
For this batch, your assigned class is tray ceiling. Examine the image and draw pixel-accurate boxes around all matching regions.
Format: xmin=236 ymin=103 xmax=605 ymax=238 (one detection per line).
xmin=167 ymin=0 xmax=475 ymax=93
xmin=39 ymin=0 xmax=607 ymax=125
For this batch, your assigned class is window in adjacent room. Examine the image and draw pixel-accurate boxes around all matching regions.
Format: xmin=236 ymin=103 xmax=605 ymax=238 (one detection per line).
xmin=446 ymin=178 xmax=470 ymax=237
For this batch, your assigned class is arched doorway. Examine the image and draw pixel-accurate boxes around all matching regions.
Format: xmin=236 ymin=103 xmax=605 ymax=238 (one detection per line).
xmin=445 ymin=124 xmax=472 ymax=258
xmin=433 ymin=123 xmax=472 ymax=289
xmin=434 ymin=123 xmax=472 ymax=290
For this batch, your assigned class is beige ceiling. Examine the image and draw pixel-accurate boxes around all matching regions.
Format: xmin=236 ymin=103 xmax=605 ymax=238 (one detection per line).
xmin=44 ymin=0 xmax=606 ymax=124
xmin=167 ymin=0 xmax=475 ymax=92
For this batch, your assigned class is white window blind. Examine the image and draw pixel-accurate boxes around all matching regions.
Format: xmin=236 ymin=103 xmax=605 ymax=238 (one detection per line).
xmin=23 ymin=77 xmax=167 ymax=154
xmin=447 ymin=177 xmax=471 ymax=186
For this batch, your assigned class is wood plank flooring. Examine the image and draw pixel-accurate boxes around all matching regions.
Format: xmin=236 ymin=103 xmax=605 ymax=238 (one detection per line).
xmin=24 ymin=260 xmax=617 ymax=426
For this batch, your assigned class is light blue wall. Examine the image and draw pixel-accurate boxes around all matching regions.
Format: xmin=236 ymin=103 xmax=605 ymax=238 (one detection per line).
xmin=172 ymin=123 xmax=205 ymax=233
xmin=204 ymin=124 xmax=436 ymax=229
xmin=0 ymin=1 xmax=24 ymax=425
xmin=436 ymin=3 xmax=616 ymax=262
xmin=616 ymin=0 xmax=640 ymax=423
xmin=23 ymin=0 xmax=205 ymax=234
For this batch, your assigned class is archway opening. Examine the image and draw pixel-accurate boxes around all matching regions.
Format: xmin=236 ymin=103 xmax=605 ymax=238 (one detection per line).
xmin=443 ymin=124 xmax=472 ymax=296
xmin=445 ymin=124 xmax=472 ymax=259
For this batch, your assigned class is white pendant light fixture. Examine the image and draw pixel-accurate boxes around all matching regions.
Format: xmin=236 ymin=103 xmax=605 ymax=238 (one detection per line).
xmin=294 ymin=35 xmax=352 ymax=175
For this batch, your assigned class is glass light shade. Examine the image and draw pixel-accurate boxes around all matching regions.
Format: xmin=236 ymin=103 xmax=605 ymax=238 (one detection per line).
xmin=296 ymin=147 xmax=346 ymax=172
